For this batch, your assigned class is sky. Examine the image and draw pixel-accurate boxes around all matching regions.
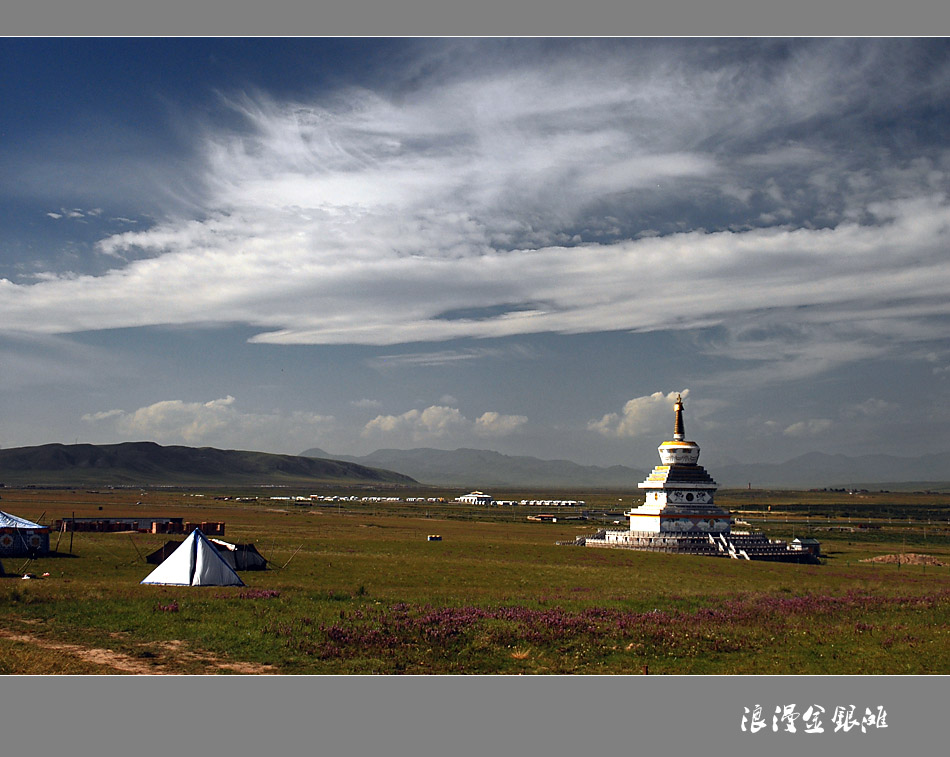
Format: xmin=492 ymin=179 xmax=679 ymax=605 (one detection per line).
xmin=2 ymin=37 xmax=950 ymax=468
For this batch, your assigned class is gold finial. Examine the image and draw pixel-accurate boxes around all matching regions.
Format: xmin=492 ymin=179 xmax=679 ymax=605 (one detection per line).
xmin=673 ymin=394 xmax=685 ymax=440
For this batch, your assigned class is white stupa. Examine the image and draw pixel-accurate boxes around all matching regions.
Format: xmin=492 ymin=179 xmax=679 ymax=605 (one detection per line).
xmin=626 ymin=394 xmax=731 ymax=534
xmin=582 ymin=394 xmax=819 ymax=562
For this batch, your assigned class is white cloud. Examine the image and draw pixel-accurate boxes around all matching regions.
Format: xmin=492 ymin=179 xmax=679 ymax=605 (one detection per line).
xmin=842 ymin=398 xmax=896 ymax=419
xmin=589 ymin=390 xmax=689 ymax=438
xmin=363 ymin=406 xmax=465 ymax=439
xmin=81 ymin=409 xmax=125 ymax=422
xmin=47 ymin=208 xmax=99 ymax=221
xmin=117 ymin=396 xmax=237 ymax=443
xmin=783 ymin=419 xmax=833 ymax=437
xmin=350 ymin=398 xmax=383 ymax=409
xmin=82 ymin=395 xmax=334 ymax=449
xmin=363 ymin=404 xmax=527 ymax=441
xmin=474 ymin=411 xmax=528 ymax=436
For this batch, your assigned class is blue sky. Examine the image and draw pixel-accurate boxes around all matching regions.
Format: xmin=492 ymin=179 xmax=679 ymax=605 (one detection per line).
xmin=2 ymin=38 xmax=950 ymax=467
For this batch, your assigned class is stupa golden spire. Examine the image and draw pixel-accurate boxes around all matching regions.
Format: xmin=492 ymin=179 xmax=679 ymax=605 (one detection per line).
xmin=673 ymin=394 xmax=685 ymax=441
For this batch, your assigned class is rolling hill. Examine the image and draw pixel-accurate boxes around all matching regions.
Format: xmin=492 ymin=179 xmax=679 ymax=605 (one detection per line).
xmin=302 ymin=446 xmax=950 ymax=491
xmin=0 ymin=442 xmax=418 ymax=487
xmin=301 ymin=447 xmax=647 ymax=488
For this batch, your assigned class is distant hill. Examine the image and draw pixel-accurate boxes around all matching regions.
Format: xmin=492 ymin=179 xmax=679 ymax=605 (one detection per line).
xmin=301 ymin=447 xmax=647 ymax=488
xmin=302 ymin=446 xmax=950 ymax=491
xmin=0 ymin=442 xmax=418 ymax=487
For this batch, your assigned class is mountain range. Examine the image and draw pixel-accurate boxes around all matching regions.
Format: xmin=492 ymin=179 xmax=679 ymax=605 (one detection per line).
xmin=0 ymin=442 xmax=417 ymax=487
xmin=302 ymin=447 xmax=950 ymax=491
xmin=713 ymin=450 xmax=950 ymax=491
xmin=1 ymin=441 xmax=947 ymax=491
xmin=302 ymin=447 xmax=647 ymax=488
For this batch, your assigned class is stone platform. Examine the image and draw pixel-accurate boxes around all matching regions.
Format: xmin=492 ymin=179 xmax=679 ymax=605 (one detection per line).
xmin=577 ymin=529 xmax=819 ymax=563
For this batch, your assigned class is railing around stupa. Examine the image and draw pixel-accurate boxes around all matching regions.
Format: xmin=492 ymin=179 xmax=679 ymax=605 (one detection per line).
xmin=575 ymin=528 xmax=819 ymax=562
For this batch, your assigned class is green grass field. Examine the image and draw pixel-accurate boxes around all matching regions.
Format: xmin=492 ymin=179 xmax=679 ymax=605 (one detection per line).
xmin=2 ymin=487 xmax=949 ymax=674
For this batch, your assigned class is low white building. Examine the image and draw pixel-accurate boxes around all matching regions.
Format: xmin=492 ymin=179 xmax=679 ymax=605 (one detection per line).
xmin=457 ymin=491 xmax=493 ymax=505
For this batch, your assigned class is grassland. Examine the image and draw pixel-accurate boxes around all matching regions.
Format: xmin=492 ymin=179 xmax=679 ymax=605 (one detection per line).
xmin=1 ymin=486 xmax=949 ymax=674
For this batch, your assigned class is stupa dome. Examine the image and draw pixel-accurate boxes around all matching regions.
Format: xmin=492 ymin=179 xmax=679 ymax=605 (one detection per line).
xmin=657 ymin=395 xmax=700 ymax=464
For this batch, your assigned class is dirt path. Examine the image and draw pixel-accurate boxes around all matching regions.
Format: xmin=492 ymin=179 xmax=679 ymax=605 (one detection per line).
xmin=0 ymin=626 xmax=278 ymax=675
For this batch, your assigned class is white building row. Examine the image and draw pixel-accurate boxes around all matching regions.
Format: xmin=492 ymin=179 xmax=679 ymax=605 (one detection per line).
xmin=455 ymin=491 xmax=585 ymax=506
xmin=273 ymin=491 xmax=585 ymax=507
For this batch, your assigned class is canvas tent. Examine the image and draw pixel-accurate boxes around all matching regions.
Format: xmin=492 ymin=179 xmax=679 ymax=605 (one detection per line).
xmin=141 ymin=529 xmax=244 ymax=586
xmin=145 ymin=538 xmax=268 ymax=570
xmin=0 ymin=510 xmax=50 ymax=558
xmin=145 ymin=540 xmax=184 ymax=565
xmin=210 ymin=538 xmax=268 ymax=571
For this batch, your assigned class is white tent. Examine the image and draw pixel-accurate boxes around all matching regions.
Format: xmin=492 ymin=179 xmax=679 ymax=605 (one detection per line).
xmin=0 ymin=511 xmax=43 ymax=530
xmin=141 ymin=529 xmax=244 ymax=586
xmin=0 ymin=510 xmax=50 ymax=557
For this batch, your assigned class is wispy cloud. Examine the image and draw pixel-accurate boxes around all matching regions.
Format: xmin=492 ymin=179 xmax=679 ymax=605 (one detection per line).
xmin=368 ymin=344 xmax=539 ymax=369
xmin=46 ymin=207 xmax=102 ymax=221
xmin=783 ymin=419 xmax=834 ymax=438
xmin=842 ymin=398 xmax=896 ymax=419
xmin=3 ymin=40 xmax=950 ymax=392
xmin=350 ymin=398 xmax=383 ymax=409
xmin=81 ymin=409 xmax=125 ymax=422
xmin=82 ymin=395 xmax=334 ymax=450
xmin=0 ymin=332 xmax=132 ymax=390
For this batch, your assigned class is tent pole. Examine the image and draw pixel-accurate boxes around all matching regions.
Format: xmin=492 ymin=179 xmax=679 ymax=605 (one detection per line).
xmin=190 ymin=529 xmax=198 ymax=585
xmin=279 ymin=544 xmax=304 ymax=570
xmin=54 ymin=520 xmax=65 ymax=553
xmin=128 ymin=534 xmax=145 ymax=563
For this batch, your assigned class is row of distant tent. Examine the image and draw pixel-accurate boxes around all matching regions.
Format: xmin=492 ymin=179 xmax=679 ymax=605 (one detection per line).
xmin=141 ymin=529 xmax=267 ymax=587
